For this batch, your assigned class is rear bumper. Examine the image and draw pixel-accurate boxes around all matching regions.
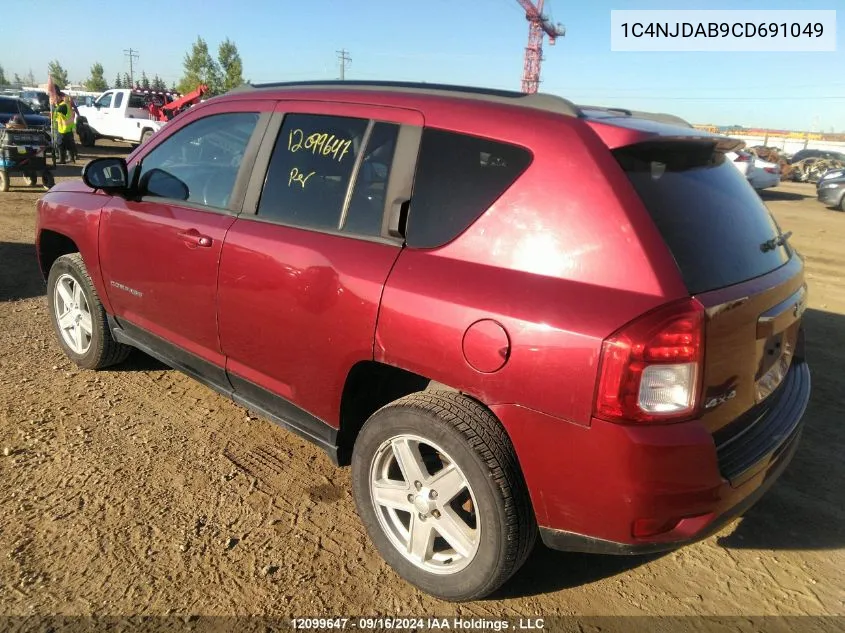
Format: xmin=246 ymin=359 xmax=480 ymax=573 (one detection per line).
xmin=492 ymin=360 xmax=811 ymax=553
xmin=539 ymin=420 xmax=802 ymax=554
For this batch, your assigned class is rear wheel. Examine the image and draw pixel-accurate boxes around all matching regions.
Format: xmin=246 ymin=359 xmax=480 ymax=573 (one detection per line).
xmin=839 ymin=194 xmax=845 ymax=212
xmin=0 ymin=171 xmax=8 ymax=193
xmin=351 ymin=391 xmax=536 ymax=601
xmin=47 ymin=253 xmax=130 ymax=370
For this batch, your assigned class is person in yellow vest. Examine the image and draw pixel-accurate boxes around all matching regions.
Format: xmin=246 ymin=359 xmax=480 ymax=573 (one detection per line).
xmin=53 ymin=91 xmax=79 ymax=164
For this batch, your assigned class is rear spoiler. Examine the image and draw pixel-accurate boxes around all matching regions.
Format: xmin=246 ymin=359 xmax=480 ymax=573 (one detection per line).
xmin=585 ymin=118 xmax=745 ymax=153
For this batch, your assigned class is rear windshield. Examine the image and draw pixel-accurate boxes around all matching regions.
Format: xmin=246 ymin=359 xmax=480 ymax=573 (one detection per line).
xmin=614 ymin=141 xmax=791 ymax=294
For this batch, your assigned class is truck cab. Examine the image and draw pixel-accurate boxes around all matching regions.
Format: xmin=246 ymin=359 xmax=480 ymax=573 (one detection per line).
xmin=76 ymin=89 xmax=165 ymax=147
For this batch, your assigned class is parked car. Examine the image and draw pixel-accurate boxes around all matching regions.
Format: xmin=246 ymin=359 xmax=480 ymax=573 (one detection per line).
xmin=789 ymin=148 xmax=845 ymax=164
xmin=19 ymin=89 xmax=50 ymax=113
xmin=726 ymin=150 xmax=780 ymax=190
xmin=35 ymin=81 xmax=811 ymax=601
xmin=748 ymin=158 xmax=781 ymax=190
xmin=817 ymin=171 xmax=845 ymax=210
xmin=0 ymin=96 xmax=51 ymax=128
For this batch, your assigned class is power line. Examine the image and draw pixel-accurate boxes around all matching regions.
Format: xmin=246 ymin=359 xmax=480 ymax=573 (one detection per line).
xmin=336 ymin=49 xmax=351 ymax=81
xmin=123 ymin=48 xmax=139 ymax=87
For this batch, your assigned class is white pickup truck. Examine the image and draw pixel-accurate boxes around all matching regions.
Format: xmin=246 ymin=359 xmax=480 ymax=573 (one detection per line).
xmin=76 ymin=89 xmax=165 ymax=147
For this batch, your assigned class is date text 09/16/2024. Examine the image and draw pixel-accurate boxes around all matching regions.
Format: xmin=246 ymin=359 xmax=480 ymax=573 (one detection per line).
xmin=290 ymin=617 xmax=546 ymax=630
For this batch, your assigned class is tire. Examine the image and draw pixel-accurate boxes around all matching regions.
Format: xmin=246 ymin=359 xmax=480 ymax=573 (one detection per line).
xmin=47 ymin=253 xmax=130 ymax=370
xmin=140 ymin=130 xmax=153 ymax=145
xmin=78 ymin=124 xmax=95 ymax=147
xmin=839 ymin=194 xmax=845 ymax=212
xmin=0 ymin=171 xmax=8 ymax=193
xmin=351 ymin=391 xmax=536 ymax=601
xmin=42 ymin=171 xmax=54 ymax=189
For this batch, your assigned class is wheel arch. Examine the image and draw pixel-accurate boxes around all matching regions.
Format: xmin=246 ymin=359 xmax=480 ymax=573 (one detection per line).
xmin=37 ymin=229 xmax=80 ymax=280
xmin=337 ymin=360 xmax=508 ymax=468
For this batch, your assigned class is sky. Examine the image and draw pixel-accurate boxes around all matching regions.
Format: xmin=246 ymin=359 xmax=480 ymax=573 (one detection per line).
xmin=3 ymin=0 xmax=843 ymax=131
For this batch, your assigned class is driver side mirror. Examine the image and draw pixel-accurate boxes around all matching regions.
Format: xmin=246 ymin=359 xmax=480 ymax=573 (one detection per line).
xmin=82 ymin=157 xmax=128 ymax=191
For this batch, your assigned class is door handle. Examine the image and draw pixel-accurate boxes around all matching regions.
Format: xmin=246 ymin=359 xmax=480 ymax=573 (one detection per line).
xmin=177 ymin=229 xmax=213 ymax=248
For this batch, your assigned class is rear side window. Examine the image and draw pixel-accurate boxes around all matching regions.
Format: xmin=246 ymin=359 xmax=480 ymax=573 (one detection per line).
xmin=407 ymin=129 xmax=532 ymax=249
xmin=129 ymin=93 xmax=147 ymax=108
xmin=114 ymin=92 xmax=123 ymax=108
xmin=257 ymin=114 xmax=369 ymax=231
xmin=614 ymin=141 xmax=791 ymax=294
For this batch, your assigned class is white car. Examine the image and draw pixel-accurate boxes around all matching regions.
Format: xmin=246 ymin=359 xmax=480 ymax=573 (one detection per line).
xmin=727 ymin=151 xmax=780 ymax=191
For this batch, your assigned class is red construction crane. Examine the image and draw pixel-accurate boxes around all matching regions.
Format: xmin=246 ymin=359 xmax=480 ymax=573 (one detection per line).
xmin=517 ymin=0 xmax=565 ymax=94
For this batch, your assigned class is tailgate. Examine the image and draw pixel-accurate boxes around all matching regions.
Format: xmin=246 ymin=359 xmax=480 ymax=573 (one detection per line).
xmin=696 ymin=256 xmax=806 ymax=435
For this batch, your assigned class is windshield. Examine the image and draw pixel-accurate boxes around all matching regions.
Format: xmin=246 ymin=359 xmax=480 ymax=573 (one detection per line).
xmin=0 ymin=98 xmax=35 ymax=115
xmin=614 ymin=141 xmax=791 ymax=294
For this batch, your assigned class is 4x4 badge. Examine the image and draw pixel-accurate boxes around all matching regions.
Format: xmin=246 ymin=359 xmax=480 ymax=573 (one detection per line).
xmin=704 ymin=389 xmax=737 ymax=410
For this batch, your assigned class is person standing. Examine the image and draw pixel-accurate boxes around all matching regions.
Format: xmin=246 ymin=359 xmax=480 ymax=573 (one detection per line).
xmin=53 ymin=91 xmax=79 ymax=164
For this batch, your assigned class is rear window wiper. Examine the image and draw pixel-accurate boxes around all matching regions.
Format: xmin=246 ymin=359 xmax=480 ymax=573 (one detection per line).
xmin=760 ymin=231 xmax=792 ymax=253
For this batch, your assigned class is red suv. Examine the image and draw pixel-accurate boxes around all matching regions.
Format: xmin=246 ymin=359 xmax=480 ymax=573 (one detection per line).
xmin=36 ymin=82 xmax=810 ymax=601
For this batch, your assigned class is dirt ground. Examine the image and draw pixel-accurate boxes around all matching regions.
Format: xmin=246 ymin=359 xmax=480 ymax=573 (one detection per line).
xmin=0 ymin=142 xmax=843 ymax=626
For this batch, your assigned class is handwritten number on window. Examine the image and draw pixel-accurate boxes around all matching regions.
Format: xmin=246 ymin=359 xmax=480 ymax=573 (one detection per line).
xmin=287 ymin=129 xmax=352 ymax=163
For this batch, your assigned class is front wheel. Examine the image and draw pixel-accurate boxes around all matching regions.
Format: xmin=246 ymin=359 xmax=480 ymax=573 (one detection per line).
xmin=47 ymin=253 xmax=130 ymax=370
xmin=140 ymin=129 xmax=154 ymax=145
xmin=0 ymin=171 xmax=8 ymax=192
xmin=351 ymin=391 xmax=536 ymax=601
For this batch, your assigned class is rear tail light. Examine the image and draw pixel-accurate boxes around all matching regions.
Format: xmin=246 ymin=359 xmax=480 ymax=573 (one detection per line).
xmin=594 ymin=298 xmax=705 ymax=424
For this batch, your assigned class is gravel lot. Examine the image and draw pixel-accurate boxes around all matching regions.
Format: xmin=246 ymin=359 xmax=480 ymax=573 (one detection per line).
xmin=0 ymin=143 xmax=843 ymax=628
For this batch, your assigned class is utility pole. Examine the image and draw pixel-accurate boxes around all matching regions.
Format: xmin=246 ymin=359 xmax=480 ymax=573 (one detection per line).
xmin=336 ymin=49 xmax=351 ymax=81
xmin=123 ymin=48 xmax=139 ymax=87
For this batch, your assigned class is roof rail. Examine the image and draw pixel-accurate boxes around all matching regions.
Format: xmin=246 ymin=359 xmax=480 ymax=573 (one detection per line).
xmin=227 ymin=80 xmax=581 ymax=117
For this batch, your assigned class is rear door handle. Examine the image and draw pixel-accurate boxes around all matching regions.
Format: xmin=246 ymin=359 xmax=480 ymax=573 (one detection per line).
xmin=177 ymin=229 xmax=213 ymax=248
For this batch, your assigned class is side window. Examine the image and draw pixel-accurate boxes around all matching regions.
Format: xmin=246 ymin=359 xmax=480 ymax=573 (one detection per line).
xmin=257 ymin=114 xmax=369 ymax=230
xmin=96 ymin=93 xmax=112 ymax=108
xmin=113 ymin=92 xmax=123 ymax=108
xmin=138 ymin=112 xmax=259 ymax=209
xmin=406 ymin=129 xmax=532 ymax=249
xmin=129 ymin=93 xmax=147 ymax=109
xmin=342 ymin=122 xmax=400 ymax=236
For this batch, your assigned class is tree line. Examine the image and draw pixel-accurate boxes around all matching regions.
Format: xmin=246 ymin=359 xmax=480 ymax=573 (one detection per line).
xmin=1 ymin=36 xmax=244 ymax=96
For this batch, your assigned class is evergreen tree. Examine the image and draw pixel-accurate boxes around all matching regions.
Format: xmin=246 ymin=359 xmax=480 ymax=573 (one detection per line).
xmin=114 ymin=74 xmax=122 ymax=88
xmin=24 ymin=69 xmax=36 ymax=86
xmin=0 ymin=64 xmax=7 ymax=86
xmin=123 ymin=72 xmax=132 ymax=89
xmin=13 ymin=73 xmax=22 ymax=86
xmin=140 ymin=71 xmax=150 ymax=90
